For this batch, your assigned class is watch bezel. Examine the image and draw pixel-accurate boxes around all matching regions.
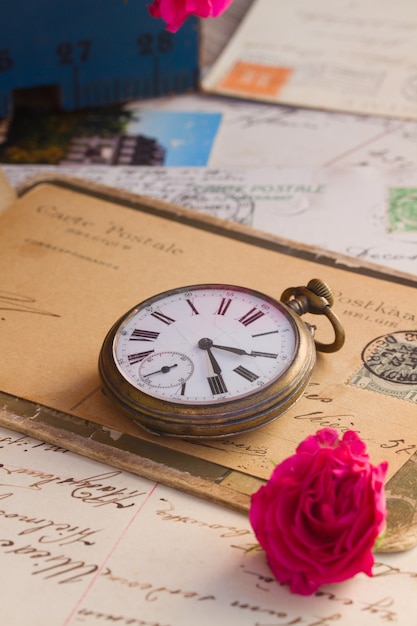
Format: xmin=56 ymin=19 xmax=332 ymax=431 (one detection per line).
xmin=98 ymin=283 xmax=317 ymax=437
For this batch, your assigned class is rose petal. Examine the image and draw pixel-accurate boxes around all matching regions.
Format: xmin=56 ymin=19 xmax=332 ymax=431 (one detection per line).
xmin=148 ymin=0 xmax=234 ymax=31
xmin=249 ymin=429 xmax=388 ymax=595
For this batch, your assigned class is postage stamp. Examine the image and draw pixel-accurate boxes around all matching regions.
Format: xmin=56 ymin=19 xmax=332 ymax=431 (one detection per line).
xmin=219 ymin=61 xmax=292 ymax=97
xmin=350 ymin=330 xmax=417 ymax=402
xmin=388 ymin=187 xmax=417 ymax=233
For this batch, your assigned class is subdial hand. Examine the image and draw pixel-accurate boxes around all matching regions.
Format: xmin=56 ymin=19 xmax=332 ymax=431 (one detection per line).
xmin=143 ymin=363 xmax=178 ymax=378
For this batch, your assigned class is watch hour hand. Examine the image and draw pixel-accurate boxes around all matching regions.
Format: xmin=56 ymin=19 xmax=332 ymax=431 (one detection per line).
xmin=198 ymin=338 xmax=222 ymax=375
xmin=207 ymin=347 xmax=222 ymax=375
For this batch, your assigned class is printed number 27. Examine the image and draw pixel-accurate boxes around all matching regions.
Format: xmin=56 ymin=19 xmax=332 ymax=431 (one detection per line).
xmin=56 ymin=40 xmax=92 ymax=64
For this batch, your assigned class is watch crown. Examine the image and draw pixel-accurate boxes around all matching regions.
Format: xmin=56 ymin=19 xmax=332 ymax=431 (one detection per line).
xmin=280 ymin=278 xmax=344 ymax=353
xmin=306 ymin=278 xmax=334 ymax=307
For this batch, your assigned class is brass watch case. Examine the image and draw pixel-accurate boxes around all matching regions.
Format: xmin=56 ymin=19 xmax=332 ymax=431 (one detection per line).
xmin=98 ymin=294 xmax=317 ymax=438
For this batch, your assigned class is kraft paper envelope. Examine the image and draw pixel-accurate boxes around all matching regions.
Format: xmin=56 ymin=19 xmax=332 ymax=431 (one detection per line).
xmin=0 ymin=173 xmax=416 ymax=551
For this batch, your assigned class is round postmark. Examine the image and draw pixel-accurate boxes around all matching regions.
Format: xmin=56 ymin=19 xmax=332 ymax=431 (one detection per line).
xmin=361 ymin=330 xmax=417 ymax=385
xmin=171 ymin=190 xmax=254 ymax=224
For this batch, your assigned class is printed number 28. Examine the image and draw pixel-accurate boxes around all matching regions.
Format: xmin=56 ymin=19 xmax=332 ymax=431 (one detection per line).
xmin=137 ymin=32 xmax=173 ymax=55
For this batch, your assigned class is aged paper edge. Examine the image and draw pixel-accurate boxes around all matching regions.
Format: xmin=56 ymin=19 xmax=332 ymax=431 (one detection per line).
xmin=0 ymin=391 xmax=253 ymax=513
xmin=2 ymin=387 xmax=416 ymax=552
xmin=15 ymin=173 xmax=417 ymax=288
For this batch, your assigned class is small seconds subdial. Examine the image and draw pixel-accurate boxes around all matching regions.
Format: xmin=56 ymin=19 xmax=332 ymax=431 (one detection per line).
xmin=139 ymin=351 xmax=194 ymax=390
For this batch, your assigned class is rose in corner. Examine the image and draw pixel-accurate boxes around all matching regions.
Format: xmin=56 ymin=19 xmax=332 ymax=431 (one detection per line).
xmin=249 ymin=428 xmax=388 ymax=596
xmin=148 ymin=0 xmax=234 ymax=32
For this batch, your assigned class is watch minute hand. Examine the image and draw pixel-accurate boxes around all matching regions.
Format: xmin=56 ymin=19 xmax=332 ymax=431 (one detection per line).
xmin=211 ymin=344 xmax=251 ymax=356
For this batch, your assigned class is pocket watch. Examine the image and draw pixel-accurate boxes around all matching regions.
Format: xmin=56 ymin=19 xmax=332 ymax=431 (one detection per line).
xmin=98 ymin=279 xmax=344 ymax=438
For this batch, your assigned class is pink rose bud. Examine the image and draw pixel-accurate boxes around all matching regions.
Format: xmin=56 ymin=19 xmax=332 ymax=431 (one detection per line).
xmin=148 ymin=0 xmax=234 ymax=32
xmin=249 ymin=428 xmax=388 ymax=596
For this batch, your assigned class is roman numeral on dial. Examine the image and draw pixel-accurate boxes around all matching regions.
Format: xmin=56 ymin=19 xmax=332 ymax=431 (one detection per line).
xmin=233 ymin=365 xmax=259 ymax=382
xmin=186 ymin=299 xmax=199 ymax=315
xmin=239 ymin=308 xmax=265 ymax=326
xmin=251 ymin=351 xmax=278 ymax=359
xmin=216 ymin=298 xmax=232 ymax=316
xmin=252 ymin=330 xmax=279 ymax=338
xmin=127 ymin=350 xmax=154 ymax=365
xmin=151 ymin=311 xmax=175 ymax=325
xmin=207 ymin=374 xmax=228 ymax=395
xmin=130 ymin=329 xmax=160 ymax=341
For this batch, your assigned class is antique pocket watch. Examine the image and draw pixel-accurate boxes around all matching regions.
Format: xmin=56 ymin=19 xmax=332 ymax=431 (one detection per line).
xmin=98 ymin=279 xmax=345 ymax=438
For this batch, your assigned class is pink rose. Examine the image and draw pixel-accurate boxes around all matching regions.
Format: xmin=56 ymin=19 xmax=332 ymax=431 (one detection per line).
xmin=249 ymin=428 xmax=388 ymax=596
xmin=148 ymin=0 xmax=234 ymax=32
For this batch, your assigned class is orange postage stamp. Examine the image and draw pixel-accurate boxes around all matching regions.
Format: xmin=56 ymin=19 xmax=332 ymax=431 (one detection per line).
xmin=218 ymin=61 xmax=292 ymax=97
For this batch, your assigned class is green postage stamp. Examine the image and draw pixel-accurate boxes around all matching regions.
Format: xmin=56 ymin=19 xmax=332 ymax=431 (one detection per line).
xmin=388 ymin=187 xmax=417 ymax=232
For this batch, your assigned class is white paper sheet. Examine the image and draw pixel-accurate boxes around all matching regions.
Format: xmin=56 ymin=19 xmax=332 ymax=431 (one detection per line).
xmin=203 ymin=0 xmax=417 ymax=120
xmin=127 ymin=94 xmax=417 ymax=171
xmin=1 ymin=424 xmax=416 ymax=625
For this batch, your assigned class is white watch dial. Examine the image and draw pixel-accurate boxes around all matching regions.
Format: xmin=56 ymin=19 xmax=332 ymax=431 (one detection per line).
xmin=113 ymin=285 xmax=298 ymax=404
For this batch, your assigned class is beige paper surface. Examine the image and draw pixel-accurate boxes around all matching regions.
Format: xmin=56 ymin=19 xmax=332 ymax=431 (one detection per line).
xmin=1 ymin=175 xmax=417 ymax=546
xmin=202 ymin=0 xmax=417 ymax=120
xmin=0 ymin=167 xmax=16 ymax=212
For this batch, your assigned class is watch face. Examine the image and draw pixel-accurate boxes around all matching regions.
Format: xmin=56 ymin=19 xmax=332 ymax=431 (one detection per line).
xmin=112 ymin=284 xmax=298 ymax=405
